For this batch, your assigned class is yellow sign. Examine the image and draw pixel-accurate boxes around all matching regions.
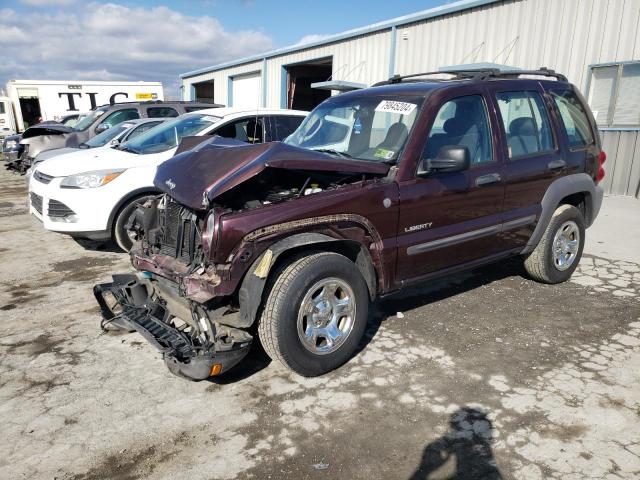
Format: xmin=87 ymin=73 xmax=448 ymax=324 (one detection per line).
xmin=135 ymin=93 xmax=158 ymax=100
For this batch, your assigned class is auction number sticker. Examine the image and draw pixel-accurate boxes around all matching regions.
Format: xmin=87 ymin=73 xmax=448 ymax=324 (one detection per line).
xmin=375 ymin=100 xmax=417 ymax=115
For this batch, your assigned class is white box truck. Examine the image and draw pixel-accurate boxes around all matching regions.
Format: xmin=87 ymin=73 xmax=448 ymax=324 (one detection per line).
xmin=5 ymin=80 xmax=164 ymax=132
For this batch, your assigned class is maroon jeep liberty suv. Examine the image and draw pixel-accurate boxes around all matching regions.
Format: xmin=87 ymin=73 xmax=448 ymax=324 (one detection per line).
xmin=95 ymin=68 xmax=605 ymax=380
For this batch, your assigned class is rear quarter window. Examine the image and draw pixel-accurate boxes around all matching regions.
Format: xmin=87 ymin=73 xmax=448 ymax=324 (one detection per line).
xmin=550 ymin=90 xmax=595 ymax=148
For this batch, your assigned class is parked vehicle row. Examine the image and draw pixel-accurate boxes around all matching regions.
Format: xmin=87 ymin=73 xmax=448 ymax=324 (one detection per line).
xmin=28 ymin=107 xmax=307 ymax=250
xmin=86 ymin=68 xmax=605 ymax=381
xmin=10 ymin=100 xmax=219 ymax=174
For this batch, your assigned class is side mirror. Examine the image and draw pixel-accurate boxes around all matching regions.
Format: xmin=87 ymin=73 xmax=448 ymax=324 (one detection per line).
xmin=418 ymin=145 xmax=471 ymax=175
xmin=95 ymin=123 xmax=110 ymax=134
xmin=110 ymin=138 xmax=120 ymax=146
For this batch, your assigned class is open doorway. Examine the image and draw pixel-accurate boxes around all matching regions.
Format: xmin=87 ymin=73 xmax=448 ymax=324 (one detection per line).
xmin=285 ymin=58 xmax=332 ymax=111
xmin=193 ymin=80 xmax=215 ymax=103
xmin=19 ymin=96 xmax=42 ymax=128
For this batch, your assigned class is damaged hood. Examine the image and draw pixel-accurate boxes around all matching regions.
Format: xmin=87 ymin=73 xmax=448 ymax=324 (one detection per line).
xmin=21 ymin=124 xmax=74 ymax=139
xmin=154 ymin=140 xmax=390 ymax=210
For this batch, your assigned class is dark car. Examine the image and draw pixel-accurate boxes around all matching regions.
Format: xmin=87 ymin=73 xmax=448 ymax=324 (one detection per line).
xmin=11 ymin=100 xmax=221 ymax=174
xmin=95 ymin=68 xmax=605 ymax=380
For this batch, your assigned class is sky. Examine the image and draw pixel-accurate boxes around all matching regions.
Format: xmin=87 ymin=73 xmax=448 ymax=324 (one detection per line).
xmin=0 ymin=0 xmax=449 ymax=97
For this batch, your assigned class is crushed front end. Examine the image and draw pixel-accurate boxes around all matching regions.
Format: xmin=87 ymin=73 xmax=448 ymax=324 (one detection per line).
xmin=94 ymin=195 xmax=252 ymax=380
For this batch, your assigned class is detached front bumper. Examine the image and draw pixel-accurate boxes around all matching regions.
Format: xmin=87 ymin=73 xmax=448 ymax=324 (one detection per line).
xmin=94 ymin=274 xmax=252 ymax=380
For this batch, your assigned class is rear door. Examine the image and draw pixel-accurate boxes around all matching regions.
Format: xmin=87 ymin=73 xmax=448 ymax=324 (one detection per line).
xmin=265 ymin=115 xmax=305 ymax=142
xmin=211 ymin=116 xmax=266 ymax=143
xmin=492 ymin=82 xmax=565 ymax=249
xmin=396 ymin=87 xmax=506 ymax=281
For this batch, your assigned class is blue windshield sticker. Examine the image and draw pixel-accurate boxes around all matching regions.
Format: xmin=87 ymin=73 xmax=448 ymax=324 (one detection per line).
xmin=353 ymin=117 xmax=362 ymax=135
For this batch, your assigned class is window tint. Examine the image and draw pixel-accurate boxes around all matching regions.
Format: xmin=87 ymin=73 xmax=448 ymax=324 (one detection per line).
xmin=98 ymin=108 xmax=139 ymax=131
xmin=147 ymin=107 xmax=179 ymax=118
xmin=496 ymin=91 xmax=553 ymax=159
xmin=268 ymin=115 xmax=304 ymax=142
xmin=551 ymin=90 xmax=594 ymax=148
xmin=214 ymin=118 xmax=264 ymax=143
xmin=422 ymin=95 xmax=492 ymax=165
xmin=125 ymin=121 xmax=162 ymax=141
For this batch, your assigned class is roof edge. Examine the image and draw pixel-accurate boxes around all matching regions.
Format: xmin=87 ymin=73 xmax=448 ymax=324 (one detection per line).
xmin=180 ymin=0 xmax=502 ymax=80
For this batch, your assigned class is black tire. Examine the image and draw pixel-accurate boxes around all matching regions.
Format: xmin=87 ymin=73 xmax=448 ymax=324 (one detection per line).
xmin=524 ymin=204 xmax=585 ymax=284
xmin=113 ymin=195 xmax=155 ymax=252
xmin=258 ymin=252 xmax=369 ymax=376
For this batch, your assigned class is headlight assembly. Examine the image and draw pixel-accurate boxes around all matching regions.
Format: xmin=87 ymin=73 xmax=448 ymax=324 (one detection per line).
xmin=4 ymin=140 xmax=17 ymax=149
xmin=60 ymin=169 xmax=125 ymax=189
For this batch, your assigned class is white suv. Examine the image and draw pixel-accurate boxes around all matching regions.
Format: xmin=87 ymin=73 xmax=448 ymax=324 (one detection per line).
xmin=28 ymin=108 xmax=307 ymax=250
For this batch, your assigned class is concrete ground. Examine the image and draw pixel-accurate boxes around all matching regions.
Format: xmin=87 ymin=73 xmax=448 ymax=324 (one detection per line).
xmin=0 ymin=166 xmax=639 ymax=480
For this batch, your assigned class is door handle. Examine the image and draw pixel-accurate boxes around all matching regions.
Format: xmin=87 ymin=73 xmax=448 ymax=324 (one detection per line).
xmin=475 ymin=173 xmax=501 ymax=186
xmin=547 ymin=159 xmax=566 ymax=170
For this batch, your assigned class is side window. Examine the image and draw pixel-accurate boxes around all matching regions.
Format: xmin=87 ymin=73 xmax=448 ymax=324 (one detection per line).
xmin=268 ymin=115 xmax=305 ymax=142
xmin=97 ymin=108 xmax=140 ymax=131
xmin=422 ymin=94 xmax=493 ymax=165
xmin=125 ymin=121 xmax=162 ymax=141
xmin=496 ymin=90 xmax=554 ymax=159
xmin=147 ymin=107 xmax=179 ymax=118
xmin=550 ymin=90 xmax=595 ymax=148
xmin=213 ymin=117 xmax=264 ymax=143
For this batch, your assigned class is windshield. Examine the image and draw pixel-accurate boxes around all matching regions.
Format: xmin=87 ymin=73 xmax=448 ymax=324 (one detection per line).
xmin=83 ymin=123 xmax=130 ymax=148
xmin=73 ymin=108 xmax=106 ymax=131
xmin=285 ymin=94 xmax=424 ymax=162
xmin=120 ymin=114 xmax=220 ymax=155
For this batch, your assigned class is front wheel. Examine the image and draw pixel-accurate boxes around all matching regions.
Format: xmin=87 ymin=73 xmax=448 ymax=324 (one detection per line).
xmin=258 ymin=252 xmax=369 ymax=376
xmin=524 ymin=204 xmax=585 ymax=284
xmin=113 ymin=195 xmax=155 ymax=252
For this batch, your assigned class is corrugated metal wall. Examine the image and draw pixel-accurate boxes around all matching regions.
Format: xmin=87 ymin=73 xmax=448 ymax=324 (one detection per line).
xmin=182 ymin=0 xmax=640 ymax=196
xmin=600 ymin=130 xmax=640 ymax=197
xmin=393 ymin=0 xmax=640 ymax=93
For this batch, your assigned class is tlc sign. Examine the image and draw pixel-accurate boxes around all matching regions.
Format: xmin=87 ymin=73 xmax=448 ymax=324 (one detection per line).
xmin=57 ymin=92 xmax=129 ymax=111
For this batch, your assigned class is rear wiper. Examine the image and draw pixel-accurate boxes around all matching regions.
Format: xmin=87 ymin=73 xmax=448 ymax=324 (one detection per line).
xmin=314 ymin=148 xmax=353 ymax=159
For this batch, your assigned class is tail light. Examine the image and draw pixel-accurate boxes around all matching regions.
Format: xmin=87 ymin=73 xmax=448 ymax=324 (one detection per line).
xmin=596 ymin=151 xmax=606 ymax=184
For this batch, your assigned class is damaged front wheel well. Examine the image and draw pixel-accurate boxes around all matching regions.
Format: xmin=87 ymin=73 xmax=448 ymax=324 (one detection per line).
xmin=236 ymin=234 xmax=378 ymax=329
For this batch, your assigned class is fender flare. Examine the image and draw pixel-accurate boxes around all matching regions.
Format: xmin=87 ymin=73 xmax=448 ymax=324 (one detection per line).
xmin=236 ymin=233 xmax=377 ymax=329
xmin=522 ymin=173 xmax=603 ymax=254
xmin=107 ymin=187 xmax=162 ymax=232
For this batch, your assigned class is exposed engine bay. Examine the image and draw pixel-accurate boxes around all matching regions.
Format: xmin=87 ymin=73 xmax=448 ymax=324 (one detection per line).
xmin=211 ymin=168 xmax=360 ymax=211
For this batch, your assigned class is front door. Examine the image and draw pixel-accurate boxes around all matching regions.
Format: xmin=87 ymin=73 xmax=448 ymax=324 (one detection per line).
xmin=396 ymin=91 xmax=506 ymax=282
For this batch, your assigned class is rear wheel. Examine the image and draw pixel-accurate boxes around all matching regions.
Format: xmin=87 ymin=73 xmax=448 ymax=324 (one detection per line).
xmin=524 ymin=204 xmax=585 ymax=284
xmin=258 ymin=252 xmax=369 ymax=376
xmin=113 ymin=195 xmax=155 ymax=252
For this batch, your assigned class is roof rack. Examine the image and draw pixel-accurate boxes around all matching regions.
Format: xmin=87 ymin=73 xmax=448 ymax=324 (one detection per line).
xmin=375 ymin=67 xmax=567 ymax=86
xmin=93 ymin=100 xmax=224 ymax=109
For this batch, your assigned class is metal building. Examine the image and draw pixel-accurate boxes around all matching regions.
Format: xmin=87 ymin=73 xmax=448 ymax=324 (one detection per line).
xmin=180 ymin=0 xmax=640 ymax=197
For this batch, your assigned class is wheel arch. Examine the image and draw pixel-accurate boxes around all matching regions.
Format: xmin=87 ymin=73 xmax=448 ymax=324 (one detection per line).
xmin=107 ymin=187 xmax=162 ymax=233
xmin=522 ymin=173 xmax=603 ymax=254
xmin=236 ymin=233 xmax=377 ymax=329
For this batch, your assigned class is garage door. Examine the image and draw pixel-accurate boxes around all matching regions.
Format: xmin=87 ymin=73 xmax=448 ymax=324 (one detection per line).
xmin=231 ymin=73 xmax=261 ymax=109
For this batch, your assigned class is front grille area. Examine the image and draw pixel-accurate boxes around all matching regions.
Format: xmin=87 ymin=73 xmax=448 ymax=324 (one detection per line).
xmin=30 ymin=192 xmax=43 ymax=214
xmin=34 ymin=171 xmax=54 ymax=184
xmin=48 ymin=199 xmax=75 ymax=218
xmin=158 ymin=197 xmax=201 ymax=263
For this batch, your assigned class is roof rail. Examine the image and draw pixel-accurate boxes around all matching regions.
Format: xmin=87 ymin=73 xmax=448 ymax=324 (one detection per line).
xmin=93 ymin=100 xmax=224 ymax=110
xmin=374 ymin=67 xmax=567 ymax=86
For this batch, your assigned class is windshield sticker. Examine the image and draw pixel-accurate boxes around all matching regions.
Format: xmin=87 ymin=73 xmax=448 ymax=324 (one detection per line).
xmin=374 ymin=148 xmax=395 ymax=160
xmin=353 ymin=116 xmax=362 ymax=135
xmin=375 ymin=100 xmax=417 ymax=115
